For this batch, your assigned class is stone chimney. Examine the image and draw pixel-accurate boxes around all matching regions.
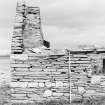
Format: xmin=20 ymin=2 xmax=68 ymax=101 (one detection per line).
xmin=11 ymin=2 xmax=50 ymax=54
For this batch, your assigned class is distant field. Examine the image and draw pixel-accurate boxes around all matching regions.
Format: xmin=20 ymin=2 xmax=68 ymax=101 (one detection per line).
xmin=0 ymin=55 xmax=9 ymax=58
xmin=0 ymin=55 xmax=10 ymax=83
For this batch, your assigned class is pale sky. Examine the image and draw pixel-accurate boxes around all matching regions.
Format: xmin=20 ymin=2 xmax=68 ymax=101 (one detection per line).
xmin=0 ymin=0 xmax=105 ymax=54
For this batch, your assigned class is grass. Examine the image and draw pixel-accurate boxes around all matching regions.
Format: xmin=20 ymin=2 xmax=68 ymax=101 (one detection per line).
xmin=0 ymin=81 xmax=11 ymax=105
xmin=0 ymin=81 xmax=105 ymax=105
xmin=71 ymin=96 xmax=105 ymax=105
xmin=5 ymin=96 xmax=105 ymax=105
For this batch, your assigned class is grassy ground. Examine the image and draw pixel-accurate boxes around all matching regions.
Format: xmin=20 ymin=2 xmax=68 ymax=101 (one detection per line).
xmin=0 ymin=81 xmax=11 ymax=105
xmin=10 ymin=98 xmax=105 ymax=105
xmin=0 ymin=81 xmax=105 ymax=105
xmin=71 ymin=96 xmax=105 ymax=105
xmin=9 ymin=97 xmax=105 ymax=105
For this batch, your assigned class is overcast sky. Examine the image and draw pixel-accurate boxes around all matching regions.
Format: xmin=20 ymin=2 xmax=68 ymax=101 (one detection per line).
xmin=0 ymin=0 xmax=105 ymax=54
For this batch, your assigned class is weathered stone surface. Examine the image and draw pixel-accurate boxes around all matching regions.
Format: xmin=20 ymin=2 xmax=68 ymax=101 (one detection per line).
xmin=12 ymin=93 xmax=26 ymax=97
xmin=39 ymin=82 xmax=44 ymax=87
xmin=10 ymin=82 xmax=28 ymax=88
xmin=11 ymin=54 xmax=28 ymax=61
xmin=11 ymin=48 xmax=105 ymax=103
xmin=43 ymin=90 xmax=52 ymax=97
xmin=56 ymin=81 xmax=63 ymax=87
xmin=45 ymin=82 xmax=52 ymax=88
xmin=28 ymin=82 xmax=38 ymax=87
xmin=52 ymin=92 xmax=63 ymax=97
xmin=91 ymin=75 xmax=101 ymax=84
xmin=11 ymin=64 xmax=30 ymax=68
xmin=11 ymin=2 xmax=105 ymax=104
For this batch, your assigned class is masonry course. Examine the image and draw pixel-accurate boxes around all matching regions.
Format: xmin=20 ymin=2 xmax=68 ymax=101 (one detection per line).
xmin=10 ymin=2 xmax=105 ymax=104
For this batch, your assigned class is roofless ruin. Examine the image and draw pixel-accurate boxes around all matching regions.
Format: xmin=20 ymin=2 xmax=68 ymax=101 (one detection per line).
xmin=10 ymin=2 xmax=105 ymax=104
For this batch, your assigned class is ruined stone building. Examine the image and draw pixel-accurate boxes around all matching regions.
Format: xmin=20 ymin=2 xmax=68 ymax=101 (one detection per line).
xmin=10 ymin=2 xmax=105 ymax=104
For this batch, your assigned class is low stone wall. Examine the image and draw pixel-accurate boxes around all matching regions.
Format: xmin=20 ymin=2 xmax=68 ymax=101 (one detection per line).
xmin=10 ymin=49 xmax=105 ymax=104
xmin=10 ymin=2 xmax=105 ymax=104
xmin=10 ymin=49 xmax=70 ymax=104
xmin=70 ymin=52 xmax=105 ymax=100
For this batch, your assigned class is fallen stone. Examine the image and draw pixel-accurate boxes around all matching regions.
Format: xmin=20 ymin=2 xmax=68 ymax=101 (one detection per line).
xmin=43 ymin=90 xmax=52 ymax=97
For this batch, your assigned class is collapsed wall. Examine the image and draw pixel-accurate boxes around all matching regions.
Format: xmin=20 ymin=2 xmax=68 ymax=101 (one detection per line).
xmin=70 ymin=50 xmax=105 ymax=100
xmin=10 ymin=2 xmax=105 ymax=104
xmin=11 ymin=3 xmax=70 ymax=104
xmin=10 ymin=49 xmax=70 ymax=103
xmin=10 ymin=48 xmax=105 ymax=104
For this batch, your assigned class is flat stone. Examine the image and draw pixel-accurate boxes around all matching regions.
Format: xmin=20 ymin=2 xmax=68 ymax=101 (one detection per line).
xmin=11 ymin=54 xmax=28 ymax=61
xmin=39 ymin=82 xmax=45 ymax=87
xmin=52 ymin=83 xmax=56 ymax=87
xmin=56 ymin=81 xmax=63 ymax=87
xmin=11 ymin=64 xmax=30 ymax=68
xmin=63 ymin=83 xmax=69 ymax=87
xmin=91 ymin=75 xmax=101 ymax=84
xmin=10 ymin=82 xmax=28 ymax=88
xmin=78 ymin=87 xmax=86 ymax=94
xmin=45 ymin=82 xmax=52 ymax=87
xmin=27 ymin=93 xmax=41 ymax=99
xmin=64 ymin=93 xmax=70 ymax=97
xmin=101 ymin=81 xmax=105 ymax=86
xmin=28 ymin=82 xmax=38 ymax=87
xmin=85 ymin=90 xmax=95 ymax=94
xmin=52 ymin=92 xmax=63 ymax=96
xmin=43 ymin=90 xmax=52 ymax=97
xmin=12 ymin=93 xmax=26 ymax=97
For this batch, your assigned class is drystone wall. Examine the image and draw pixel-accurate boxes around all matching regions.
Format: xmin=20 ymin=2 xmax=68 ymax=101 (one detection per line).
xmin=11 ymin=3 xmax=44 ymax=54
xmin=70 ymin=52 xmax=92 ymax=100
xmin=10 ymin=2 xmax=105 ymax=104
xmin=70 ymin=51 xmax=105 ymax=100
xmin=23 ymin=6 xmax=44 ymax=48
xmin=10 ymin=49 xmax=70 ymax=104
xmin=10 ymin=49 xmax=105 ymax=104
